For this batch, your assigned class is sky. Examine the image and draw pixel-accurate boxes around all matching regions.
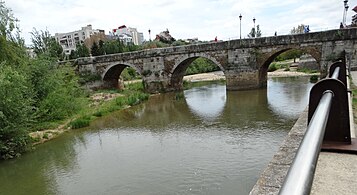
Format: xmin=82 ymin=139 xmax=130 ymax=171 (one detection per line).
xmin=5 ymin=0 xmax=356 ymax=45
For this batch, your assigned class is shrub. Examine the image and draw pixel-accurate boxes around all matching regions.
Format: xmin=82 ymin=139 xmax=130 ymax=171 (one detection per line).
xmin=69 ymin=116 xmax=91 ymax=129
xmin=268 ymin=63 xmax=278 ymax=72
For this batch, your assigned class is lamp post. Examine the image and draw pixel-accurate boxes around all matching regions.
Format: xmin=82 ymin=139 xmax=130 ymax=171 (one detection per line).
xmin=148 ymin=29 xmax=151 ymax=42
xmin=343 ymin=0 xmax=349 ymax=26
xmin=253 ymin=17 xmax=256 ymax=38
xmin=239 ymin=14 xmax=242 ymax=39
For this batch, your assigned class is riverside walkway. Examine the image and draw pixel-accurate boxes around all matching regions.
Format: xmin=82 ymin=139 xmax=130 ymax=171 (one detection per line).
xmin=311 ymin=71 xmax=357 ymax=195
xmin=250 ymin=70 xmax=357 ymax=195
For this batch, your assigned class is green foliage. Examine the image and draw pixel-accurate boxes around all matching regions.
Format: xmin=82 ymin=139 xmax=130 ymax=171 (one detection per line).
xmin=30 ymin=28 xmax=64 ymax=60
xmin=69 ymin=43 xmax=90 ymax=59
xmin=290 ymin=24 xmax=305 ymax=34
xmin=0 ymin=2 xmax=88 ymax=159
xmin=0 ymin=65 xmax=33 ymax=159
xmin=69 ymin=115 xmax=92 ymax=129
xmin=297 ymin=68 xmax=318 ymax=73
xmin=121 ymin=67 xmax=140 ymax=81
xmin=268 ymin=62 xmax=289 ymax=72
xmin=185 ymin=57 xmax=220 ymax=75
xmin=248 ymin=25 xmax=262 ymax=38
xmin=78 ymin=70 xmax=101 ymax=84
xmin=268 ymin=63 xmax=278 ymax=72
xmin=275 ymin=49 xmax=303 ymax=62
xmin=103 ymin=39 xmax=124 ymax=54
xmin=35 ymin=64 xmax=85 ymax=121
xmin=91 ymin=42 xmax=100 ymax=56
xmin=310 ymin=75 xmax=319 ymax=83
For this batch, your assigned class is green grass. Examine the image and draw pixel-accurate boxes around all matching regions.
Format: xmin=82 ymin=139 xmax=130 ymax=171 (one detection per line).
xmin=297 ymin=68 xmax=318 ymax=74
xmin=67 ymin=82 xmax=150 ymax=129
xmin=268 ymin=62 xmax=289 ymax=72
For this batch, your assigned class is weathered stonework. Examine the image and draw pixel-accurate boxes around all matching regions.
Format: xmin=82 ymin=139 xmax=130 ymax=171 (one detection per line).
xmin=70 ymin=28 xmax=357 ymax=93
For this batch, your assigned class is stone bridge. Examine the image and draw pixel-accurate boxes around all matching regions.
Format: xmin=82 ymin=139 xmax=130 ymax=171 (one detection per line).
xmin=74 ymin=28 xmax=357 ymax=93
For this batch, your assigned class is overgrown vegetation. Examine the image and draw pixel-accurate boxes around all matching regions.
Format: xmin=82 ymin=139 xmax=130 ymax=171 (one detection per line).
xmin=68 ymin=82 xmax=149 ymax=129
xmin=185 ymin=57 xmax=220 ymax=75
xmin=0 ymin=2 xmax=107 ymax=159
xmin=268 ymin=62 xmax=289 ymax=72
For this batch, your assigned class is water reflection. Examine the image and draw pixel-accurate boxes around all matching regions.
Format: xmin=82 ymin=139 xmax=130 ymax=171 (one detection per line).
xmin=0 ymin=77 xmax=314 ymax=195
xmin=268 ymin=76 xmax=313 ymax=119
xmin=185 ymin=83 xmax=226 ymax=121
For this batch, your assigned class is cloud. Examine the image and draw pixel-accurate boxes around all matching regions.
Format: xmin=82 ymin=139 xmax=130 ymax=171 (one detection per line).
xmin=5 ymin=0 xmax=353 ymax=45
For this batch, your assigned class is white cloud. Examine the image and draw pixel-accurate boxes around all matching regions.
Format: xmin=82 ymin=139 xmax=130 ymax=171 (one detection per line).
xmin=5 ymin=0 xmax=355 ymax=45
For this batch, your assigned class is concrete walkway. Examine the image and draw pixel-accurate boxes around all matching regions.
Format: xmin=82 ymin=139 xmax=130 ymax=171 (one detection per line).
xmin=310 ymin=71 xmax=357 ymax=195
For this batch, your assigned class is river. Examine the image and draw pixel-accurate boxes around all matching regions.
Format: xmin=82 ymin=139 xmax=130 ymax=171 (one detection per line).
xmin=0 ymin=76 xmax=313 ymax=195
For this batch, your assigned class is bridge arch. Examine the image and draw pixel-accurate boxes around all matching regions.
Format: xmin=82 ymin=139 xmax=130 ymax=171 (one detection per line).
xmin=102 ymin=62 xmax=142 ymax=89
xmin=258 ymin=46 xmax=321 ymax=87
xmin=170 ymin=54 xmax=226 ymax=90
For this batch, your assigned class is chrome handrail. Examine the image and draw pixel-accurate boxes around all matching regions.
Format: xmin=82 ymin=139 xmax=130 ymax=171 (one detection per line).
xmin=278 ymin=66 xmax=341 ymax=195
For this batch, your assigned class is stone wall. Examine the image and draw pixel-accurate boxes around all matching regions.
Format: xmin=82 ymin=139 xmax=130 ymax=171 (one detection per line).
xmin=71 ymin=28 xmax=357 ymax=92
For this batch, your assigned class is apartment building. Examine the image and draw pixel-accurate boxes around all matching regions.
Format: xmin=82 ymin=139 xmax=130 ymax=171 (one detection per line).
xmin=112 ymin=25 xmax=144 ymax=45
xmin=55 ymin=25 xmax=104 ymax=55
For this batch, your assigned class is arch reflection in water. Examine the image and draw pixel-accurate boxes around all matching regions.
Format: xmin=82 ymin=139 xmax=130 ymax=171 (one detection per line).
xmin=184 ymin=83 xmax=226 ymax=122
xmin=267 ymin=77 xmax=314 ymax=119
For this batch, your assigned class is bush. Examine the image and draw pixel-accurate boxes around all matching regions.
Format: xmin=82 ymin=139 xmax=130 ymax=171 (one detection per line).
xmin=0 ymin=65 xmax=33 ymax=159
xmin=69 ymin=116 xmax=91 ymax=129
xmin=185 ymin=57 xmax=220 ymax=75
xmin=268 ymin=63 xmax=278 ymax=72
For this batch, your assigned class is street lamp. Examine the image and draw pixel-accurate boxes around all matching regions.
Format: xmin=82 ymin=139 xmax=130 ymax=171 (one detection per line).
xmin=239 ymin=14 xmax=242 ymax=39
xmin=148 ymin=29 xmax=151 ymax=41
xmin=343 ymin=0 xmax=349 ymax=26
xmin=253 ymin=17 xmax=256 ymax=38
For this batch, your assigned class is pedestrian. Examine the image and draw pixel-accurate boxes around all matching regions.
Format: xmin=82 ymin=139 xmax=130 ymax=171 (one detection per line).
xmin=214 ymin=36 xmax=218 ymax=42
xmin=274 ymin=31 xmax=277 ymax=36
xmin=340 ymin=22 xmax=344 ymax=29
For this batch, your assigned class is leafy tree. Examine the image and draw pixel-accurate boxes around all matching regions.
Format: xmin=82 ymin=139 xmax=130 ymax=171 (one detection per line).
xmin=275 ymin=49 xmax=304 ymax=62
xmin=185 ymin=58 xmax=220 ymax=75
xmin=69 ymin=43 xmax=90 ymax=59
xmin=248 ymin=25 xmax=262 ymax=38
xmin=0 ymin=1 xmax=26 ymax=65
xmin=30 ymin=28 xmax=63 ymax=60
xmin=98 ymin=40 xmax=105 ymax=55
xmin=256 ymin=25 xmax=262 ymax=37
xmin=290 ymin=24 xmax=305 ymax=34
xmin=0 ymin=65 xmax=33 ymax=159
xmin=91 ymin=42 xmax=100 ymax=56
xmin=103 ymin=39 xmax=124 ymax=54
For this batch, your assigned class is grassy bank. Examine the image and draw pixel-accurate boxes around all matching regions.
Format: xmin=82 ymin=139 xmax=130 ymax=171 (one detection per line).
xmin=30 ymin=82 xmax=149 ymax=144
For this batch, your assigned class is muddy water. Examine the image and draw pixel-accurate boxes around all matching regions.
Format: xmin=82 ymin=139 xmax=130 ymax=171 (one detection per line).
xmin=0 ymin=76 xmax=313 ymax=195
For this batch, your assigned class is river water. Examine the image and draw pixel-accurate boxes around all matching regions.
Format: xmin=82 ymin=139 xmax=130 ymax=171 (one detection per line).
xmin=0 ymin=76 xmax=313 ymax=195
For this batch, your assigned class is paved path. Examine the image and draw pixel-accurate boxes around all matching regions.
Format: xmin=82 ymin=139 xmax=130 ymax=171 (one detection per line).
xmin=311 ymin=71 xmax=357 ymax=195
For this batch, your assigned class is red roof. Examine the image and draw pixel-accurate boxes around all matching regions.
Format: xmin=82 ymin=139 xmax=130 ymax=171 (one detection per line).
xmin=353 ymin=6 xmax=357 ymax=13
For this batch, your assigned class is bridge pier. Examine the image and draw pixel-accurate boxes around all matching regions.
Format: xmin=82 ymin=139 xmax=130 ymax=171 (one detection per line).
xmin=225 ymin=70 xmax=266 ymax=90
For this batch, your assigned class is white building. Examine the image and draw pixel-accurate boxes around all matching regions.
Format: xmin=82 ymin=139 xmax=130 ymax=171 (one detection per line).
xmin=55 ymin=25 xmax=104 ymax=55
xmin=112 ymin=25 xmax=143 ymax=45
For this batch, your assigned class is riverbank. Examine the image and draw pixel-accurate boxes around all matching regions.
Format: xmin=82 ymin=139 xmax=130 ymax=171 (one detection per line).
xmin=29 ymin=69 xmax=319 ymax=145
xmin=183 ymin=68 xmax=319 ymax=82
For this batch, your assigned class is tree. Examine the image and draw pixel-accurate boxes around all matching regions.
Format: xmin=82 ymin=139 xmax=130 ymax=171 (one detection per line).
xmin=290 ymin=24 xmax=305 ymax=34
xmin=248 ymin=25 xmax=262 ymax=38
xmin=91 ymin=42 xmax=100 ymax=56
xmin=30 ymin=28 xmax=63 ymax=59
xmin=256 ymin=25 xmax=262 ymax=37
xmin=275 ymin=49 xmax=304 ymax=62
xmin=0 ymin=1 xmax=26 ymax=65
xmin=69 ymin=43 xmax=90 ymax=59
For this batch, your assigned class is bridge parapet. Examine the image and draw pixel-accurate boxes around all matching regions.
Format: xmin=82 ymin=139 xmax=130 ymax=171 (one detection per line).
xmin=68 ymin=28 xmax=357 ymax=93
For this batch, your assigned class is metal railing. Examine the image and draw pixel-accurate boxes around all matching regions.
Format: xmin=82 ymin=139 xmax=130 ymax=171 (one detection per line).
xmin=279 ymin=61 xmax=351 ymax=195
